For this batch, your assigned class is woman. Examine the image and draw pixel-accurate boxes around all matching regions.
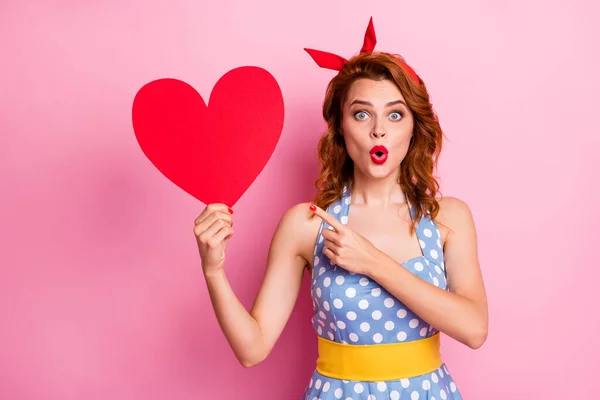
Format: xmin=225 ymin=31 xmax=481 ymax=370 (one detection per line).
xmin=194 ymin=18 xmax=488 ymax=400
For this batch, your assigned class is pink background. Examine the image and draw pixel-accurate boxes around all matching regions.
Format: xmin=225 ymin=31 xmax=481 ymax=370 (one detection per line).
xmin=1 ymin=1 xmax=599 ymax=399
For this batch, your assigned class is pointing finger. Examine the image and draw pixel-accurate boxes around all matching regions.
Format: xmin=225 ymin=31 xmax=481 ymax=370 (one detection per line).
xmin=310 ymin=204 xmax=344 ymax=233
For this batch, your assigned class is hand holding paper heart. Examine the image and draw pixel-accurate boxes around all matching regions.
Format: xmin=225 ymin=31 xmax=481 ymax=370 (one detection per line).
xmin=193 ymin=203 xmax=234 ymax=277
xmin=132 ymin=66 xmax=285 ymax=207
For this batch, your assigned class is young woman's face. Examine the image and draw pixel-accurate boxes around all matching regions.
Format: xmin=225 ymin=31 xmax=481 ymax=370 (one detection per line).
xmin=341 ymin=78 xmax=414 ymax=179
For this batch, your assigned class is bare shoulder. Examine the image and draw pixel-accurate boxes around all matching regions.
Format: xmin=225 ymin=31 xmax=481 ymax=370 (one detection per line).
xmin=435 ymin=196 xmax=476 ymax=244
xmin=276 ymin=201 xmax=323 ymax=268
xmin=437 ymin=196 xmax=474 ymax=223
xmin=279 ymin=201 xmax=321 ymax=230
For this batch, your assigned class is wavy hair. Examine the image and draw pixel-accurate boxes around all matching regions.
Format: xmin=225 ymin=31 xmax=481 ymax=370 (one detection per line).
xmin=312 ymin=52 xmax=445 ymax=230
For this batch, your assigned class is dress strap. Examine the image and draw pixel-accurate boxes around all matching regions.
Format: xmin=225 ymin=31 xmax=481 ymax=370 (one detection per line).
xmin=406 ymin=198 xmax=446 ymax=273
xmin=324 ymin=183 xmax=352 ymax=227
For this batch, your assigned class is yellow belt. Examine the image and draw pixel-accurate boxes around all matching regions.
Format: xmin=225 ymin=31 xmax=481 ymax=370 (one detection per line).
xmin=316 ymin=332 xmax=442 ymax=381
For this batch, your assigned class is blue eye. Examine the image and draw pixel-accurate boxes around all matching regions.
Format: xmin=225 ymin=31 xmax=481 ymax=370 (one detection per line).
xmin=355 ymin=111 xmax=369 ymax=120
xmin=390 ymin=112 xmax=402 ymax=121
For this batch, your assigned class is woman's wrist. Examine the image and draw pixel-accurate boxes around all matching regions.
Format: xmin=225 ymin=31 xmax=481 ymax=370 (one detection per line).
xmin=203 ymin=268 xmax=226 ymax=281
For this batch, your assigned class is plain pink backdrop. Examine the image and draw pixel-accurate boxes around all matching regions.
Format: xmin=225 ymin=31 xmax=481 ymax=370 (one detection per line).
xmin=1 ymin=1 xmax=599 ymax=399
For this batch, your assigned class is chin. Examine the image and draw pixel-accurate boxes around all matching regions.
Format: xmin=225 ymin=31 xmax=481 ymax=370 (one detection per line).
xmin=369 ymin=169 xmax=395 ymax=179
xmin=359 ymin=164 xmax=397 ymax=180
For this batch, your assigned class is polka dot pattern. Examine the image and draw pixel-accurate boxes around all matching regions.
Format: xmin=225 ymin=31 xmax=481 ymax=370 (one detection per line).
xmin=304 ymin=184 xmax=461 ymax=399
xmin=304 ymin=367 xmax=460 ymax=400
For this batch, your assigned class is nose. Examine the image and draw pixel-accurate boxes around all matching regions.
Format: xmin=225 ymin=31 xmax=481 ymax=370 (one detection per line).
xmin=370 ymin=117 xmax=386 ymax=139
xmin=370 ymin=129 xmax=386 ymax=139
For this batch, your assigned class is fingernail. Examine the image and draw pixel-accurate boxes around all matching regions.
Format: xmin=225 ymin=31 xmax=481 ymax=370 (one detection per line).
xmin=309 ymin=205 xmax=316 ymax=211
xmin=228 ymin=207 xmax=234 ymax=214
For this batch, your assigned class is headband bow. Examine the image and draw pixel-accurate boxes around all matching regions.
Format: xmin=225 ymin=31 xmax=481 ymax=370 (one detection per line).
xmin=304 ymin=17 xmax=420 ymax=84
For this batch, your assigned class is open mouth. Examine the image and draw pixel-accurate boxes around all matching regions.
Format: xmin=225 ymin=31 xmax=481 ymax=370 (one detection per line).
xmin=370 ymin=146 xmax=389 ymax=164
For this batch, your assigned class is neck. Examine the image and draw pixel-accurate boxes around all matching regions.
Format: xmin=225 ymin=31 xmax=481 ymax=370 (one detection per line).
xmin=350 ymin=169 xmax=405 ymax=208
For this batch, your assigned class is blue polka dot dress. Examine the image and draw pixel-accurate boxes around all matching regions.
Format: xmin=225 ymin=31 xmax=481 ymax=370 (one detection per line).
xmin=303 ymin=184 xmax=463 ymax=400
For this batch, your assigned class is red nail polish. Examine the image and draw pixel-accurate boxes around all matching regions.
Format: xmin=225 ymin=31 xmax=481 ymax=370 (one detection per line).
xmin=309 ymin=205 xmax=316 ymax=211
xmin=228 ymin=208 xmax=234 ymax=214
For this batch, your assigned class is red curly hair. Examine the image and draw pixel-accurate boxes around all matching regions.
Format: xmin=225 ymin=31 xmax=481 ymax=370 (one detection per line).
xmin=312 ymin=52 xmax=445 ymax=231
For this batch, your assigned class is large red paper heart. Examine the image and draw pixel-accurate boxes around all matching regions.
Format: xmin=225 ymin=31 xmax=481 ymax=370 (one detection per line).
xmin=131 ymin=66 xmax=284 ymax=207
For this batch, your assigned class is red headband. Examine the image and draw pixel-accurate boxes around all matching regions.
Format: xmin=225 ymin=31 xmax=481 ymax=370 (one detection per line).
xmin=304 ymin=17 xmax=420 ymax=84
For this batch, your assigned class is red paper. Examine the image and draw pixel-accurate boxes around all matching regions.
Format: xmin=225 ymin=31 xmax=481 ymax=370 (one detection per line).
xmin=132 ymin=66 xmax=284 ymax=207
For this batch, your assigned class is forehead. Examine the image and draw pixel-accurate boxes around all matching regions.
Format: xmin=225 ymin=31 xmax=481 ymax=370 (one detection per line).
xmin=345 ymin=78 xmax=405 ymax=105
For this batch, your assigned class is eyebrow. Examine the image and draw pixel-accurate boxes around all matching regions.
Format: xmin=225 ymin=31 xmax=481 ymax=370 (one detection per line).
xmin=349 ymin=99 xmax=407 ymax=107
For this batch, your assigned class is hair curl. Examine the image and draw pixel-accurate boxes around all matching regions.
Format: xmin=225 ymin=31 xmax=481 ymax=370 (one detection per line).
xmin=312 ymin=52 xmax=445 ymax=231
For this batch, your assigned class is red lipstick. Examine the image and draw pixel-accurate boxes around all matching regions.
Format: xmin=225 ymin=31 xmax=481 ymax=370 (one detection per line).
xmin=370 ymin=145 xmax=388 ymax=165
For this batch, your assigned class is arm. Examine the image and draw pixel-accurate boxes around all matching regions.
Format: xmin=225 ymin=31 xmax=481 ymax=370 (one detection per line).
xmin=369 ymin=197 xmax=488 ymax=349
xmin=203 ymin=202 xmax=315 ymax=367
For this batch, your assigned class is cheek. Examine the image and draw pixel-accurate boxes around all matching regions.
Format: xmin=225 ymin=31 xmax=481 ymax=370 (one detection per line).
xmin=341 ymin=121 xmax=370 ymax=149
xmin=342 ymin=136 xmax=363 ymax=161
xmin=387 ymin=128 xmax=414 ymax=162
xmin=391 ymin=127 xmax=413 ymax=147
